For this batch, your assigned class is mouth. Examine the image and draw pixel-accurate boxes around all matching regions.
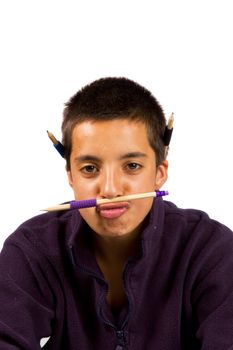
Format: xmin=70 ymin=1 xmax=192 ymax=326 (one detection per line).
xmin=97 ymin=202 xmax=130 ymax=219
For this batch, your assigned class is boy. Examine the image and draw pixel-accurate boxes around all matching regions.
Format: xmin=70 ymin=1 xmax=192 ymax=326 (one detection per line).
xmin=0 ymin=77 xmax=233 ymax=349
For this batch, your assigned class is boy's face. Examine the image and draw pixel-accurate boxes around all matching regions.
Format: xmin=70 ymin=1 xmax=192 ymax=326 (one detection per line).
xmin=67 ymin=119 xmax=168 ymax=238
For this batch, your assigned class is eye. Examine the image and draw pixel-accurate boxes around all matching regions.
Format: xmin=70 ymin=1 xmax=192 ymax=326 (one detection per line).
xmin=80 ymin=165 xmax=99 ymax=174
xmin=125 ymin=162 xmax=142 ymax=171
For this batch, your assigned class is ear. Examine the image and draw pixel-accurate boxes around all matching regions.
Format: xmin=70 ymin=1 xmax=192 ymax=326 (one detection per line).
xmin=66 ymin=168 xmax=74 ymax=189
xmin=155 ymin=160 xmax=168 ymax=189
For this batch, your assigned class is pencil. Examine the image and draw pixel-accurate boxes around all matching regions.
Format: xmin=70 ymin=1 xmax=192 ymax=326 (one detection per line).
xmin=47 ymin=130 xmax=65 ymax=158
xmin=164 ymin=113 xmax=174 ymax=158
xmin=42 ymin=190 xmax=169 ymax=212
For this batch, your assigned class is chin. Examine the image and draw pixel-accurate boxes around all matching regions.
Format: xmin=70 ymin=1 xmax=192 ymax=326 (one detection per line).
xmin=102 ymin=231 xmax=131 ymax=238
xmin=95 ymin=223 xmax=142 ymax=238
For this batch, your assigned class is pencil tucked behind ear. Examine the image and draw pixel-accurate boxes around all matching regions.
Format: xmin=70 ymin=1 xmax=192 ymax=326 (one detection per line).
xmin=163 ymin=113 xmax=174 ymax=158
xmin=47 ymin=130 xmax=65 ymax=158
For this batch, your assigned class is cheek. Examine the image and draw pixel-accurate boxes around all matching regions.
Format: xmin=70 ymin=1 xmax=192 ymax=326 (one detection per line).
xmin=135 ymin=198 xmax=154 ymax=216
xmin=131 ymin=176 xmax=157 ymax=193
xmin=79 ymin=207 xmax=96 ymax=221
xmin=68 ymin=173 xmax=96 ymax=199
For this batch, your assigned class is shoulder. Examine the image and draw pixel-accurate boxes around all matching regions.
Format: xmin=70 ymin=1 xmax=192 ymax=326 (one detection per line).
xmin=2 ymin=209 xmax=82 ymax=258
xmin=162 ymin=200 xmax=233 ymax=267
xmin=163 ymin=199 xmax=232 ymax=237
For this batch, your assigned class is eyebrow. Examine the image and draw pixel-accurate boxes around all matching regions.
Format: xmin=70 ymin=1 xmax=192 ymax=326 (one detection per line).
xmin=119 ymin=152 xmax=147 ymax=160
xmin=75 ymin=155 xmax=101 ymax=163
xmin=75 ymin=152 xmax=147 ymax=163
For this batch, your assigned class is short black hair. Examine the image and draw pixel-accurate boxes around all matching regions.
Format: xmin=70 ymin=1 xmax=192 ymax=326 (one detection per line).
xmin=62 ymin=77 xmax=166 ymax=169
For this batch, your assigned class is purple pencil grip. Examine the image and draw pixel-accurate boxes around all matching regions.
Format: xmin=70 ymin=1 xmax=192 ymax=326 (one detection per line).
xmin=70 ymin=198 xmax=97 ymax=210
xmin=156 ymin=190 xmax=169 ymax=197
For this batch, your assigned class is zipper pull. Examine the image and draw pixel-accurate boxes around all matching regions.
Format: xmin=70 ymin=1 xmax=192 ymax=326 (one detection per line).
xmin=116 ymin=330 xmax=125 ymax=349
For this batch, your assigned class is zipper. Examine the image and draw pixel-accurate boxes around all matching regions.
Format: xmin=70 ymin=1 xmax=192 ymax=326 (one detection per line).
xmin=68 ymin=245 xmax=76 ymax=266
xmin=69 ymin=245 xmax=129 ymax=348
xmin=97 ymin=285 xmax=127 ymax=349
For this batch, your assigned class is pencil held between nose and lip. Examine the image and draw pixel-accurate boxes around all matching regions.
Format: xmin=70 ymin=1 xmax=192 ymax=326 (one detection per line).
xmin=42 ymin=190 xmax=169 ymax=212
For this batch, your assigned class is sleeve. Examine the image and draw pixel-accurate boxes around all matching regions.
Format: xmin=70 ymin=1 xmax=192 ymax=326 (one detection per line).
xmin=189 ymin=222 xmax=233 ymax=349
xmin=0 ymin=235 xmax=55 ymax=349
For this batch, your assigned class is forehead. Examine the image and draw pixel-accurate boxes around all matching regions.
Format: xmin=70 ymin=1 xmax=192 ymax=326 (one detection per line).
xmin=71 ymin=119 xmax=153 ymax=154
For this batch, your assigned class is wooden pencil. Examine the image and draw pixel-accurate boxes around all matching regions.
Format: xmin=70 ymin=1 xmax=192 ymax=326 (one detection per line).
xmin=42 ymin=190 xmax=169 ymax=212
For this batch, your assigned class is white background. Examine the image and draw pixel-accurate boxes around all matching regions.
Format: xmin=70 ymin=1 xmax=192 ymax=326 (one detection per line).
xmin=0 ymin=0 xmax=232 ymax=249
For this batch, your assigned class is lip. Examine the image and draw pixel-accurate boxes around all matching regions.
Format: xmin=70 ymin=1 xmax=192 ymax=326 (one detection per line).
xmin=97 ymin=202 xmax=130 ymax=219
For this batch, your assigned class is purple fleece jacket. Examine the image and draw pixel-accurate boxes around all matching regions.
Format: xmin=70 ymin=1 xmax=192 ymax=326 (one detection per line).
xmin=0 ymin=198 xmax=233 ymax=349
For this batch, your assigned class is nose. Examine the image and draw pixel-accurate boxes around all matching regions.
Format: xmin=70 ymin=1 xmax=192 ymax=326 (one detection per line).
xmin=99 ymin=167 xmax=123 ymax=199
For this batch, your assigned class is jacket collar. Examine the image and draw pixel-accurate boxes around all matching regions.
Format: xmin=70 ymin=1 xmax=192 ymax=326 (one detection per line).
xmin=67 ymin=197 xmax=165 ymax=272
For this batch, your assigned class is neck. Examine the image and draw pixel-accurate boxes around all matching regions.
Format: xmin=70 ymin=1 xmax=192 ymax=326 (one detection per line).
xmin=92 ymin=229 xmax=142 ymax=265
xmin=92 ymin=228 xmax=143 ymax=313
